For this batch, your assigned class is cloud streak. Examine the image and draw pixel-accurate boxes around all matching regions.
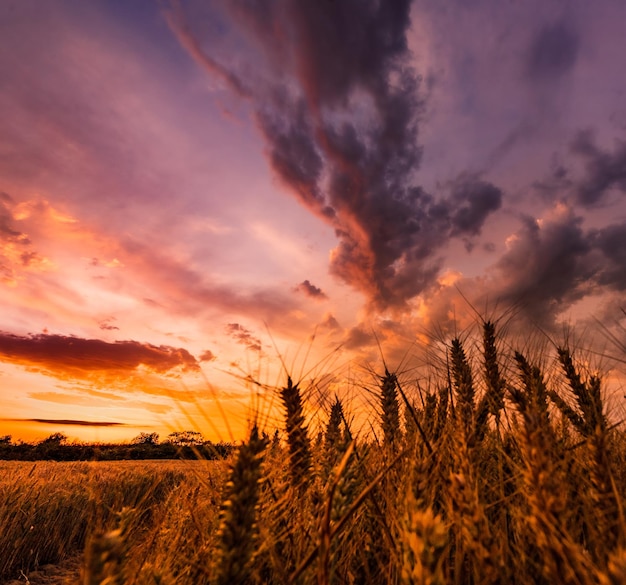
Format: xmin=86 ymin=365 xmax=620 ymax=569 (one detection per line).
xmin=0 ymin=332 xmax=199 ymax=377
xmin=2 ymin=418 xmax=126 ymax=427
xmin=226 ymin=323 xmax=263 ymax=353
xmin=118 ymin=238 xmax=301 ymax=324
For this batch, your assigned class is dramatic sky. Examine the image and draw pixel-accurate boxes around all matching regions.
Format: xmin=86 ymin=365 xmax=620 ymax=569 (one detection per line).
xmin=1 ymin=0 xmax=626 ymax=443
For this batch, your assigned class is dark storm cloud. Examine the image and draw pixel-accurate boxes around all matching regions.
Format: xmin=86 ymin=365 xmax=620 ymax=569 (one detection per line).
xmin=494 ymin=211 xmax=594 ymax=320
xmin=570 ymin=130 xmax=626 ymax=206
xmin=0 ymin=332 xmax=199 ymax=374
xmin=296 ymin=280 xmax=328 ymax=300
xmin=448 ymin=174 xmax=503 ymax=237
xmin=292 ymin=0 xmax=414 ymax=104
xmin=171 ymin=0 xmax=501 ymax=312
xmin=591 ymin=222 xmax=626 ymax=290
xmin=225 ymin=323 xmax=263 ymax=352
xmin=491 ymin=210 xmax=626 ymax=324
xmin=526 ymin=22 xmax=580 ymax=82
xmin=257 ymin=98 xmax=329 ymax=218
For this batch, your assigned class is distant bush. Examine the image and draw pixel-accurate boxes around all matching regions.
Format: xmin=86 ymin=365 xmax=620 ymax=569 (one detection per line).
xmin=0 ymin=435 xmax=235 ymax=461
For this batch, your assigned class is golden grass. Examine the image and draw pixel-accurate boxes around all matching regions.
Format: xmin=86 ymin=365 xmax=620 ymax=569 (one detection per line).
xmin=0 ymin=460 xmax=229 ymax=583
xmin=2 ymin=322 xmax=626 ymax=584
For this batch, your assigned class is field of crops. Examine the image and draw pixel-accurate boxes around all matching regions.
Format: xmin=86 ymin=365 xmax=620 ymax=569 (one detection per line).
xmin=2 ymin=322 xmax=626 ymax=584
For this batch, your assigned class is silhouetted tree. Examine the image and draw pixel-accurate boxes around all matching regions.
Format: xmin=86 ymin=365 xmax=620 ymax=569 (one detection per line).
xmin=166 ymin=430 xmax=204 ymax=446
xmin=41 ymin=432 xmax=67 ymax=445
xmin=131 ymin=432 xmax=159 ymax=446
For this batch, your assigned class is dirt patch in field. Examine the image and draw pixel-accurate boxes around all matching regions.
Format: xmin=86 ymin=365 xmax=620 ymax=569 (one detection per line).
xmin=1 ymin=555 xmax=82 ymax=585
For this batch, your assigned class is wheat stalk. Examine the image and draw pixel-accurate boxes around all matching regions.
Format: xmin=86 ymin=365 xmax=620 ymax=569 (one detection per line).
xmin=214 ymin=425 xmax=267 ymax=585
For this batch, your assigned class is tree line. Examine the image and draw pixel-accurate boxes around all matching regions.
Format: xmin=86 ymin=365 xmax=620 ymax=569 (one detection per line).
xmin=0 ymin=430 xmax=235 ymax=461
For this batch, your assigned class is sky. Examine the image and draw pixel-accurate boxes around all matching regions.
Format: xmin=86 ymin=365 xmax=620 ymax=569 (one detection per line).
xmin=1 ymin=0 xmax=626 ymax=443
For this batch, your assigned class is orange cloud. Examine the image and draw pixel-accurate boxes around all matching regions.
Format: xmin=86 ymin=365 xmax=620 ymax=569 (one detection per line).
xmin=0 ymin=332 xmax=199 ymax=380
xmin=295 ymin=279 xmax=328 ymax=300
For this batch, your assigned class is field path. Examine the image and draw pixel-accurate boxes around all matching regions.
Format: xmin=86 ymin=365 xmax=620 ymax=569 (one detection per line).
xmin=1 ymin=555 xmax=82 ymax=585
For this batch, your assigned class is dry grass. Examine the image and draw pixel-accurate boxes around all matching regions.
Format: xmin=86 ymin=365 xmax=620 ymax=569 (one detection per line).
xmin=0 ymin=460 xmax=229 ymax=583
xmin=2 ymin=322 xmax=626 ymax=584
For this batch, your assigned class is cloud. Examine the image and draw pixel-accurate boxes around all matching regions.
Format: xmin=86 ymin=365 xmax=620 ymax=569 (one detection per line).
xmin=0 ymin=3 xmax=197 ymax=226
xmin=75 ymin=387 xmax=126 ymax=401
xmin=570 ymin=129 xmax=626 ymax=206
xmin=226 ymin=323 xmax=263 ymax=352
xmin=296 ymin=279 xmax=328 ymax=300
xmin=448 ymin=174 xmax=503 ymax=237
xmin=2 ymin=418 xmax=126 ymax=427
xmin=0 ymin=192 xmax=25 ymax=240
xmin=491 ymin=208 xmax=595 ymax=321
xmin=344 ymin=325 xmax=378 ymax=351
xmin=199 ymin=349 xmax=217 ymax=362
xmin=98 ymin=318 xmax=119 ymax=331
xmin=532 ymin=129 xmax=626 ymax=210
xmin=0 ymin=332 xmax=199 ymax=377
xmin=26 ymin=391 xmax=174 ymax=414
xmin=52 ymin=383 xmax=129 ymax=402
xmin=118 ymin=238 xmax=301 ymax=324
xmin=171 ymin=0 xmax=502 ymax=312
xmin=485 ymin=205 xmax=626 ymax=324
xmin=591 ymin=222 xmax=626 ymax=291
xmin=165 ymin=2 xmax=252 ymax=98
xmin=0 ymin=192 xmax=47 ymax=285
xmin=319 ymin=313 xmax=341 ymax=331
xmin=526 ymin=21 xmax=580 ymax=82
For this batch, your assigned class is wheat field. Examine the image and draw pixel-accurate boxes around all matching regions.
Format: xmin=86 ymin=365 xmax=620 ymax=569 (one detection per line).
xmin=2 ymin=322 xmax=626 ymax=584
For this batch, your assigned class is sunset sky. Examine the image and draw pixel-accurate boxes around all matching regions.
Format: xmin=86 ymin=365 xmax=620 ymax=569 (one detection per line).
xmin=1 ymin=0 xmax=626 ymax=443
